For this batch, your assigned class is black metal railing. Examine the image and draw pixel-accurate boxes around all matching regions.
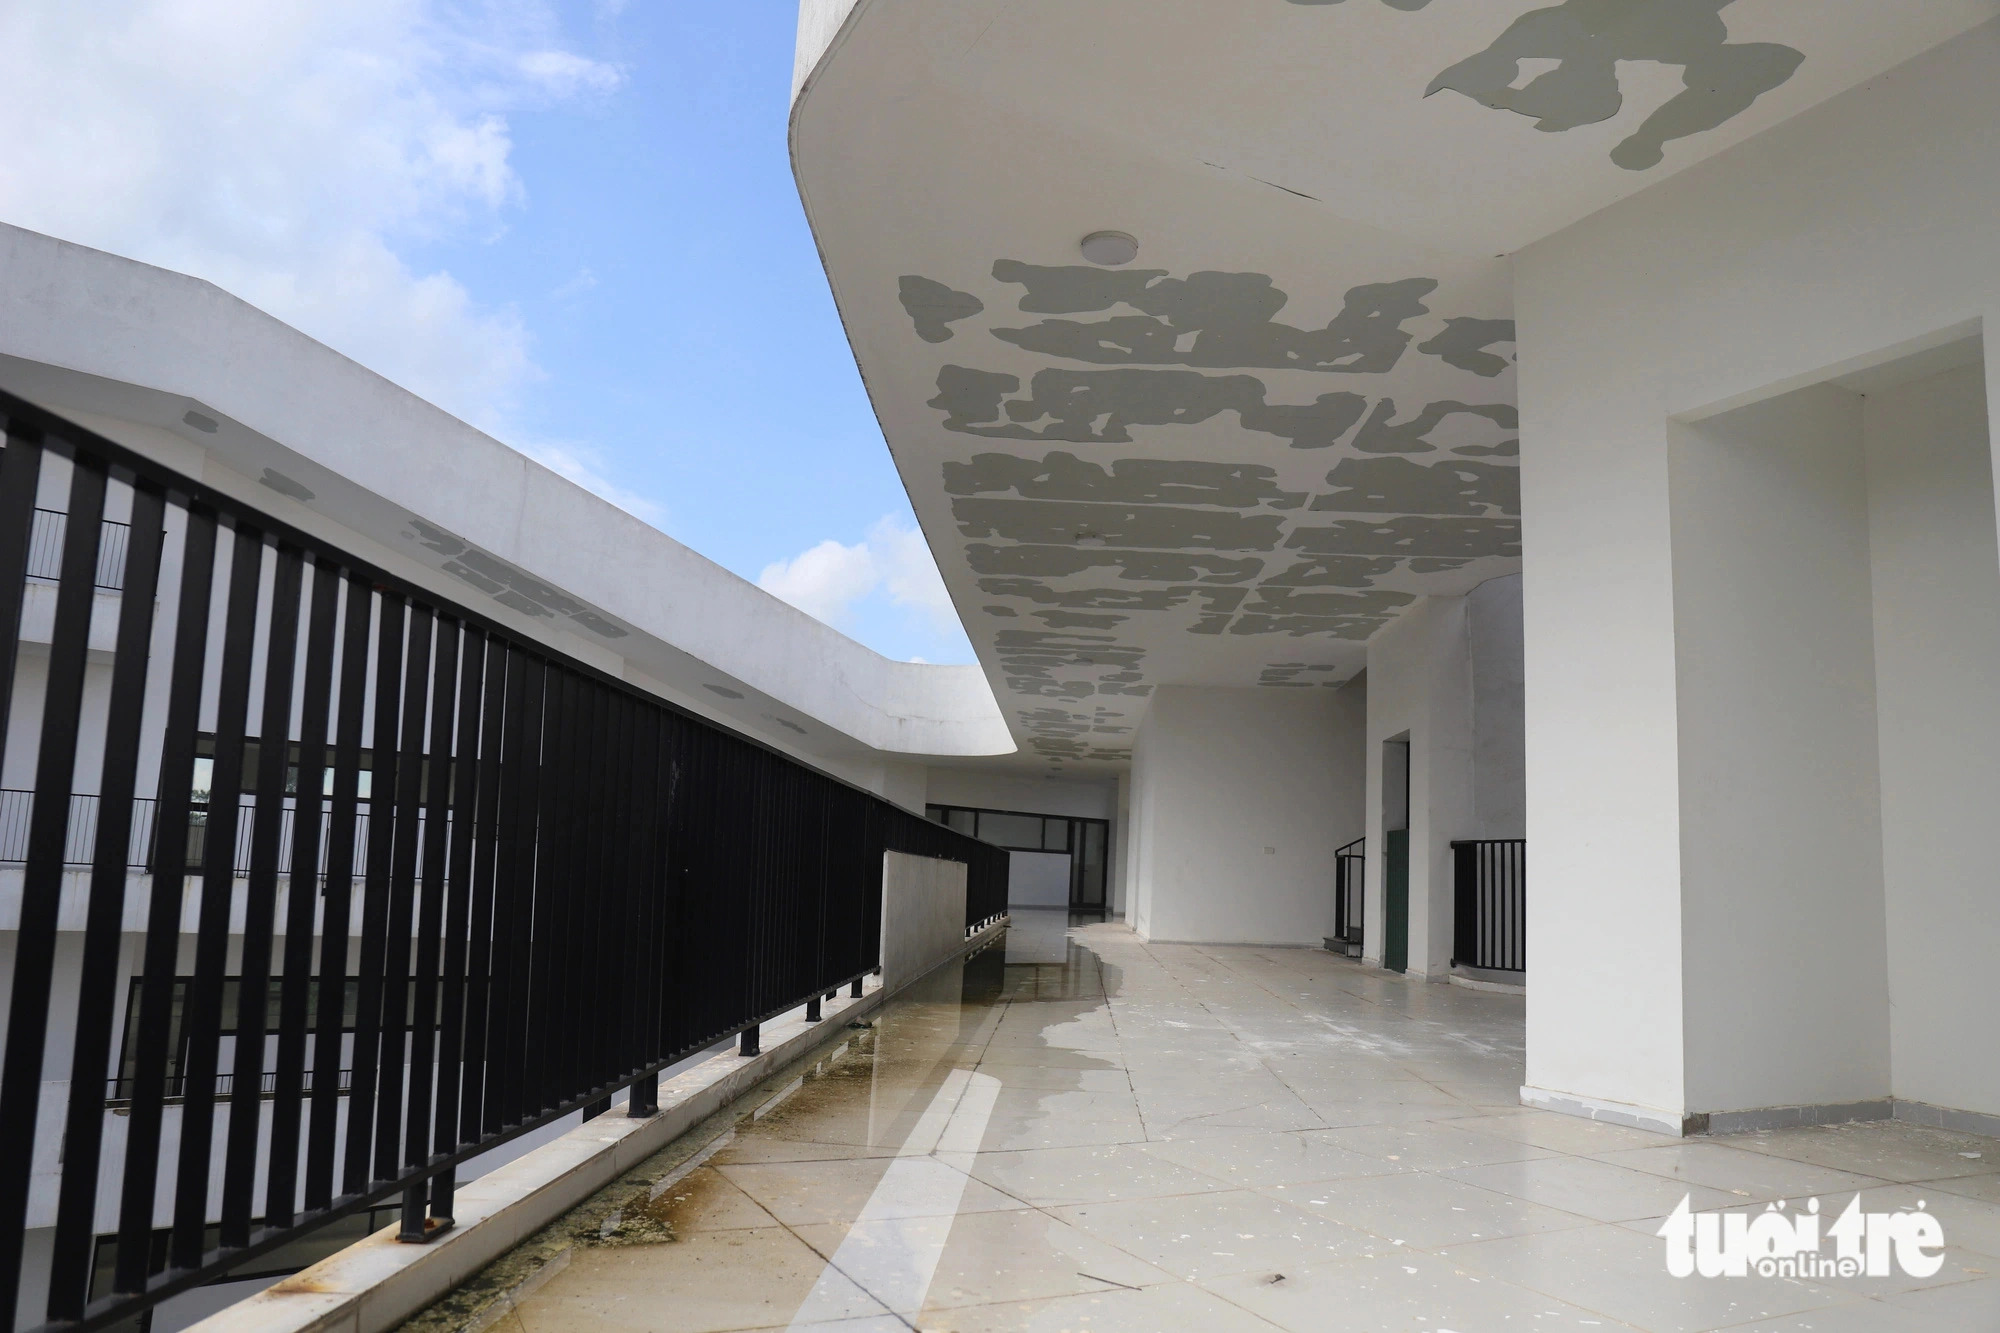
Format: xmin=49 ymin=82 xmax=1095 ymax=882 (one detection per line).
xmin=0 ymin=788 xmax=406 ymax=879
xmin=1451 ymin=839 xmax=1525 ymax=974
xmin=0 ymin=390 xmax=1009 ymax=1333
xmin=28 ymin=506 xmax=132 ymax=589
xmin=1333 ymin=836 xmax=1364 ymax=947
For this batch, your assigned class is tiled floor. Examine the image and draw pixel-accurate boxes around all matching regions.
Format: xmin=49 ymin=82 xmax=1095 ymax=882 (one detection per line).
xmin=490 ymin=918 xmax=2000 ymax=1332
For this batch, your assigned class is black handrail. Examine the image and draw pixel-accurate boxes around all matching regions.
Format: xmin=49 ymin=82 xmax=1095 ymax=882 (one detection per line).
xmin=0 ymin=389 xmax=1009 ymax=1332
xmin=1450 ymin=839 xmax=1525 ymax=974
xmin=1333 ymin=836 xmax=1364 ymax=946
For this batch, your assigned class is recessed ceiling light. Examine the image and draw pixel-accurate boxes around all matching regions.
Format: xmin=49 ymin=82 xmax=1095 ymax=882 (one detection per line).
xmin=1079 ymin=231 xmax=1138 ymax=266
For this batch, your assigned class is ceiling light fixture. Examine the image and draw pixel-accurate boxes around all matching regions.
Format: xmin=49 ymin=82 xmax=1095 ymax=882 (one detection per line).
xmin=1079 ymin=231 xmax=1139 ymax=266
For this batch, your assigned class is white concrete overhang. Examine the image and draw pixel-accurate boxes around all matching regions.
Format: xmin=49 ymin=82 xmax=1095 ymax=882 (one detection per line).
xmin=0 ymin=223 xmax=1015 ymax=765
xmin=791 ymin=0 xmax=1997 ymax=773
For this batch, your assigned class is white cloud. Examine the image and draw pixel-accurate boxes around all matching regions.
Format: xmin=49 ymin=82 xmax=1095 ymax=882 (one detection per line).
xmin=757 ymin=515 xmax=968 ymax=644
xmin=0 ymin=0 xmax=622 ymax=434
xmin=758 ymin=534 xmax=880 ymax=627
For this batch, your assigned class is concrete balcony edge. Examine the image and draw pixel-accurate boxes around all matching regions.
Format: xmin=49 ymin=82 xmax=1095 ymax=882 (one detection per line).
xmin=186 ymin=916 xmax=1009 ymax=1333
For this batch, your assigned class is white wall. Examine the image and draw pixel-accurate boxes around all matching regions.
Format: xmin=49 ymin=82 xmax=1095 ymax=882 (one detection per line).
xmin=1515 ymin=21 xmax=2000 ymax=1124
xmin=1864 ymin=363 xmax=2000 ymax=1117
xmin=1470 ymin=575 xmax=1526 ymax=840
xmin=1363 ymin=596 xmax=1474 ymax=977
xmin=1128 ymin=685 xmax=1363 ymax=946
xmin=879 ymin=850 xmax=968 ymax=990
xmin=1670 ymin=387 xmax=1891 ymax=1114
xmin=923 ymin=769 xmax=1115 ymax=821
xmin=1007 ymin=851 xmax=1072 ymax=909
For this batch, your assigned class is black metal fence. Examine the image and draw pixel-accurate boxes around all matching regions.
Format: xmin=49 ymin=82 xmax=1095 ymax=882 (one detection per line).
xmin=1450 ymin=839 xmax=1525 ymax=974
xmin=0 ymin=389 xmax=1007 ymax=1333
xmin=1333 ymin=836 xmax=1364 ymax=947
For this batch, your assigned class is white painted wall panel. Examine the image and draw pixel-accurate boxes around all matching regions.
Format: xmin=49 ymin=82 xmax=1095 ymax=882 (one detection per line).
xmin=1515 ymin=21 xmax=2000 ymax=1121
xmin=1130 ymin=685 xmax=1363 ymax=946
xmin=880 ymin=851 xmax=968 ymax=990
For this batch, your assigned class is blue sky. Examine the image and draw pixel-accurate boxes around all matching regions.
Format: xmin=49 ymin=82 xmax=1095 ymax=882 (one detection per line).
xmin=0 ymin=0 xmax=974 ymax=664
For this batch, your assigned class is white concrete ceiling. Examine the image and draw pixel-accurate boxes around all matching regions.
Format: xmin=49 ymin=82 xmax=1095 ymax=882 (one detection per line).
xmin=796 ymin=0 xmax=1996 ymax=774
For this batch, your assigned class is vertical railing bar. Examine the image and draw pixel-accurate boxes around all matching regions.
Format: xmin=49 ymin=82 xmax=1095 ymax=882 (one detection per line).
xmin=494 ymin=656 xmax=546 ymax=1128
xmin=481 ymin=649 xmax=528 ymax=1132
xmin=218 ymin=544 xmax=303 ymax=1246
xmin=0 ymin=428 xmax=43 ymax=771
xmin=525 ymin=668 xmax=571 ymax=1115
xmin=267 ymin=558 xmax=339 ymax=1226
xmin=343 ymin=592 xmax=406 ymax=1194
xmin=403 ymin=616 xmax=459 ymax=1180
xmin=39 ymin=462 xmax=143 ymax=1312
xmin=373 ymin=606 xmax=433 ymax=1180
xmin=461 ymin=641 xmax=507 ymax=1140
xmin=169 ymin=521 xmax=265 ymax=1269
xmin=431 ymin=628 xmax=487 ymax=1221
xmin=307 ymin=575 xmax=370 ymax=1208
xmin=114 ymin=501 xmax=216 ymax=1292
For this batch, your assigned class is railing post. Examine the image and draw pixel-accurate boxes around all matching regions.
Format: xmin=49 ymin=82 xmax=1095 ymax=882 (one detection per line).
xmin=739 ymin=1024 xmax=760 ymax=1057
xmin=628 ymin=1072 xmax=659 ymax=1118
xmin=805 ymin=996 xmax=822 ymax=1023
xmin=849 ymin=977 xmax=863 ymax=999
xmin=431 ymin=1166 xmax=455 ymax=1225
xmin=397 ymin=1180 xmax=452 ymax=1243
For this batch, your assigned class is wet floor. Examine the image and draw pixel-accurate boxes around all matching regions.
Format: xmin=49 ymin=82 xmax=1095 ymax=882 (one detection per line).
xmin=424 ymin=917 xmax=2000 ymax=1332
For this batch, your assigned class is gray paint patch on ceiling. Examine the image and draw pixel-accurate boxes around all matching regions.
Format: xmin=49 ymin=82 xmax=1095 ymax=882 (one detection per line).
xmin=259 ymin=468 xmax=315 ymax=502
xmin=1259 ymin=662 xmax=1351 ymax=687
xmin=704 ymin=683 xmax=745 ymax=699
xmin=1426 ymin=0 xmax=1804 ymax=171
xmin=995 ymin=628 xmax=1151 ymax=702
xmin=404 ymin=517 xmax=630 ymax=639
xmin=895 ymin=256 xmax=1519 ymax=764
xmin=944 ymin=451 xmax=1308 ymax=510
xmin=990 ymin=264 xmax=1437 ymax=373
xmin=897 ymin=276 xmax=985 ymax=342
xmin=1287 ymin=0 xmax=1432 ymax=8
xmin=952 ymin=498 xmax=1286 ymax=552
xmin=968 ymin=544 xmax=1266 ymax=585
xmin=1226 ymin=586 xmax=1415 ymax=638
xmin=933 ymin=365 xmax=1369 ymax=450
xmin=1418 ymin=318 xmax=1517 ymax=377
xmin=1287 ymin=516 xmax=1520 ymax=558
xmin=1318 ymin=456 xmax=1519 ymax=515
xmin=1017 ymin=705 xmax=1132 ymax=761
xmin=1350 ymin=398 xmax=1518 ymax=455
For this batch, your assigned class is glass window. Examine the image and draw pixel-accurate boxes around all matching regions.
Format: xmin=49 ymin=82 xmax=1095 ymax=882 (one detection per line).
xmin=945 ymin=808 xmax=975 ymax=836
xmin=1042 ymin=819 xmax=1070 ymax=852
xmin=976 ymin=812 xmax=1043 ymax=849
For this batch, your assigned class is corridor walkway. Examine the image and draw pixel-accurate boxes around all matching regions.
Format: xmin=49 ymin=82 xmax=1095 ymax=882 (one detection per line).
xmin=463 ymin=920 xmax=2000 ymax=1332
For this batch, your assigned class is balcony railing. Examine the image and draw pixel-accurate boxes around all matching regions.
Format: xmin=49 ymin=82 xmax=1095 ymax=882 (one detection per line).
xmin=28 ymin=506 xmax=133 ymax=589
xmin=0 ymin=788 xmax=392 ymax=878
xmin=1451 ymin=839 xmax=1525 ymax=974
xmin=0 ymin=388 xmax=1010 ymax=1333
xmin=1332 ymin=836 xmax=1364 ymax=949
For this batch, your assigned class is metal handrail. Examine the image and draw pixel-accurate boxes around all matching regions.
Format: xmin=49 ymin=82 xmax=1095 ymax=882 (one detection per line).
xmin=0 ymin=388 xmax=1011 ymax=1332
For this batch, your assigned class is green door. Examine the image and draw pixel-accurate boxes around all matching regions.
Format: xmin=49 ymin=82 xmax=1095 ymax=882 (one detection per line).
xmin=1384 ymin=829 xmax=1410 ymax=973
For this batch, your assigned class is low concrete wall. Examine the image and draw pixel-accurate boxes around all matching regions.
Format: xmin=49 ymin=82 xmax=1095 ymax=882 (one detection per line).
xmin=190 ymin=917 xmax=1004 ymax=1333
xmin=880 ymin=850 xmax=967 ymax=991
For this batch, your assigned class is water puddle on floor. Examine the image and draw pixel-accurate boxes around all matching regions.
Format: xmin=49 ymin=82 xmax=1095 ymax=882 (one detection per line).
xmin=398 ymin=919 xmax=2000 ymax=1331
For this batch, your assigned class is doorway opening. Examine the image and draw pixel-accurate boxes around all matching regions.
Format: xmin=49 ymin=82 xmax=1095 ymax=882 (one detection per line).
xmin=1382 ymin=735 xmax=1411 ymax=973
